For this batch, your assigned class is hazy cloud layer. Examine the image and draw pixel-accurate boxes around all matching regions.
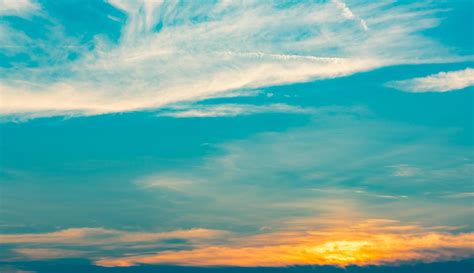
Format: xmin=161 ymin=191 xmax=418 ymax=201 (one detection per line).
xmin=1 ymin=108 xmax=472 ymax=267
xmin=98 ymin=109 xmax=474 ymax=266
xmin=130 ymin=108 xmax=473 ymax=235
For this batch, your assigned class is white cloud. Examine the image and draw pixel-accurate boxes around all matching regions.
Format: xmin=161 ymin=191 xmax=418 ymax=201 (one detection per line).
xmin=386 ymin=68 xmax=474 ymax=92
xmin=0 ymin=1 xmax=460 ymax=118
xmin=157 ymin=103 xmax=315 ymax=118
xmin=331 ymin=0 xmax=368 ymax=30
xmin=0 ymin=0 xmax=39 ymax=17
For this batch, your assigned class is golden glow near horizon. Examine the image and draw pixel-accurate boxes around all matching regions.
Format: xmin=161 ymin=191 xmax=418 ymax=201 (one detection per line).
xmin=2 ymin=217 xmax=472 ymax=268
xmin=94 ymin=220 xmax=474 ymax=267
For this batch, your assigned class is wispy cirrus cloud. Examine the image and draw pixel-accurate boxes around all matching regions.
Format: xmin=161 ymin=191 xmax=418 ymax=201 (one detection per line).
xmin=331 ymin=0 xmax=368 ymax=31
xmin=157 ymin=103 xmax=315 ymax=118
xmin=0 ymin=0 xmax=461 ymax=119
xmin=386 ymin=68 xmax=474 ymax=93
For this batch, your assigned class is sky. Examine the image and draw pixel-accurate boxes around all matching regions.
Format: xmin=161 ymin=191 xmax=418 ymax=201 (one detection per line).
xmin=0 ymin=0 xmax=473 ymax=272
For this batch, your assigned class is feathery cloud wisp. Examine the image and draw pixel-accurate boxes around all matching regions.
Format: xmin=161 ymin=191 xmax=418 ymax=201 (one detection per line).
xmin=386 ymin=68 xmax=474 ymax=93
xmin=0 ymin=1 xmax=456 ymax=118
xmin=157 ymin=103 xmax=315 ymax=118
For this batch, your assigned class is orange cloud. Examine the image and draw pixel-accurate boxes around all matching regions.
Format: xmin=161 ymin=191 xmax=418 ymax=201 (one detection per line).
xmin=1 ymin=220 xmax=472 ymax=268
xmin=96 ymin=221 xmax=474 ymax=267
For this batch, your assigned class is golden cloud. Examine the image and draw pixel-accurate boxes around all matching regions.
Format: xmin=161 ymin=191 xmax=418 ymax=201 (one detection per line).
xmin=96 ymin=220 xmax=474 ymax=267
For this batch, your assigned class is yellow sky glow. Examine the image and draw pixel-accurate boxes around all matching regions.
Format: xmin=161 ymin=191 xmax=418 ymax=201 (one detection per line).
xmin=95 ymin=221 xmax=474 ymax=267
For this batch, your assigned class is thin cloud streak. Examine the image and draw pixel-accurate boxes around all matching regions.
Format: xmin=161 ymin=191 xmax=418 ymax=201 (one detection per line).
xmin=157 ymin=103 xmax=315 ymax=118
xmin=0 ymin=228 xmax=227 ymax=245
xmin=386 ymin=68 xmax=474 ymax=92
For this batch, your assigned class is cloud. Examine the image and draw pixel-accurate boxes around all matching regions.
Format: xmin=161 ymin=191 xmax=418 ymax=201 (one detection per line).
xmin=386 ymin=68 xmax=474 ymax=92
xmin=95 ymin=220 xmax=474 ymax=267
xmin=0 ymin=0 xmax=459 ymax=118
xmin=0 ymin=228 xmax=227 ymax=245
xmin=391 ymin=164 xmax=420 ymax=177
xmin=442 ymin=192 xmax=474 ymax=199
xmin=134 ymin=108 xmax=474 ymax=231
xmin=331 ymin=0 xmax=368 ymax=31
xmin=156 ymin=103 xmax=315 ymax=118
xmin=2 ymin=220 xmax=472 ymax=267
xmin=12 ymin=248 xmax=88 ymax=260
xmin=0 ymin=227 xmax=229 ymax=264
xmin=0 ymin=0 xmax=39 ymax=17
xmin=137 ymin=176 xmax=196 ymax=191
xmin=1 ymin=109 xmax=473 ymax=267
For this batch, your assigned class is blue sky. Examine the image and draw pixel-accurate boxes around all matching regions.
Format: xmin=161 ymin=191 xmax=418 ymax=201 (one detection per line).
xmin=0 ymin=0 xmax=473 ymax=272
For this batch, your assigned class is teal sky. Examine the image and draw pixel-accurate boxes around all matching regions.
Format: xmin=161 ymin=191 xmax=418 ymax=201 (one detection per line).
xmin=0 ymin=0 xmax=473 ymax=272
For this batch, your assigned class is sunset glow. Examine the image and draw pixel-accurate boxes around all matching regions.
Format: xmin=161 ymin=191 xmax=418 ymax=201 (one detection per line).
xmin=1 ymin=0 xmax=473 ymax=272
xmin=95 ymin=222 xmax=474 ymax=267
